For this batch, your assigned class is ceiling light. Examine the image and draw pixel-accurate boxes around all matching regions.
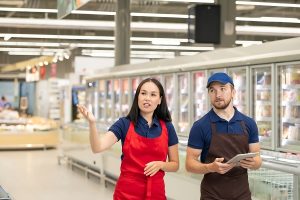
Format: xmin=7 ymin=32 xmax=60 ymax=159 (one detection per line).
xmin=0 ymin=33 xmax=188 ymax=43
xmin=0 ymin=7 xmax=56 ymax=13
xmin=235 ymin=40 xmax=263 ymax=47
xmin=8 ymin=51 xmax=54 ymax=56
xmin=157 ymin=0 xmax=214 ymax=3
xmin=4 ymin=35 xmax=11 ymax=41
xmin=0 ymin=7 xmax=187 ymax=19
xmin=151 ymin=39 xmax=181 ymax=45
xmin=236 ymin=17 xmax=300 ymax=23
xmin=71 ymin=10 xmax=114 ymax=15
xmin=180 ymin=52 xmax=200 ymax=56
xmin=236 ymin=25 xmax=300 ymax=36
xmin=0 ymin=17 xmax=187 ymax=32
xmin=0 ymin=41 xmax=212 ymax=51
xmin=0 ymin=41 xmax=63 ymax=47
xmin=236 ymin=1 xmax=300 ymax=8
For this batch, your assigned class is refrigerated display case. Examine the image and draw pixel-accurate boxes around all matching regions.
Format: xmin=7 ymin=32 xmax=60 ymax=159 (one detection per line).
xmin=105 ymin=80 xmax=113 ymax=123
xmin=80 ymin=37 xmax=300 ymax=200
xmin=278 ymin=62 xmax=300 ymax=152
xmin=164 ymin=74 xmax=176 ymax=122
xmin=192 ymin=71 xmax=208 ymax=121
xmin=131 ymin=77 xmax=140 ymax=100
xmin=113 ymin=79 xmax=121 ymax=121
xmin=98 ymin=80 xmax=105 ymax=121
xmin=86 ymin=81 xmax=98 ymax=119
xmin=177 ymin=73 xmax=190 ymax=135
xmin=121 ymin=78 xmax=130 ymax=116
xmin=252 ymin=66 xmax=273 ymax=148
xmin=228 ymin=67 xmax=249 ymax=115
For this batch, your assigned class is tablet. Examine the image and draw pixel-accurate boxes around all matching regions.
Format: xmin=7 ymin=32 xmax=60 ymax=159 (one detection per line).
xmin=226 ymin=152 xmax=259 ymax=164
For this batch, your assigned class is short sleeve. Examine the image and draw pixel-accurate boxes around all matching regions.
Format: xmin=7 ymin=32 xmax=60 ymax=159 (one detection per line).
xmin=108 ymin=117 xmax=130 ymax=142
xmin=166 ymin=122 xmax=178 ymax=146
xmin=187 ymin=122 xmax=204 ymax=149
xmin=246 ymin=118 xmax=259 ymax=144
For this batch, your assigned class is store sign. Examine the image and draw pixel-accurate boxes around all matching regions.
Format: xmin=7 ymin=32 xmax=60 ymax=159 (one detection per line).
xmin=57 ymin=0 xmax=90 ymax=19
xmin=51 ymin=63 xmax=57 ymax=77
xmin=26 ymin=66 xmax=40 ymax=82
xmin=40 ymin=65 xmax=46 ymax=80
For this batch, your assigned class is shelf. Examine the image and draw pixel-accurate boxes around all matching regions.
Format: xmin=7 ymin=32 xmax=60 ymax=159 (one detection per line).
xmin=282 ymin=117 xmax=300 ymax=124
xmin=282 ymin=84 xmax=300 ymax=90
xmin=256 ymin=85 xmax=271 ymax=90
xmin=281 ymin=101 xmax=300 ymax=106
xmin=255 ymin=101 xmax=272 ymax=105
xmin=256 ymin=116 xmax=272 ymax=122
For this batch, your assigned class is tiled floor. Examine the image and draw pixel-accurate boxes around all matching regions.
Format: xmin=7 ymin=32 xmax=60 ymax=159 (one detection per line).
xmin=0 ymin=149 xmax=114 ymax=200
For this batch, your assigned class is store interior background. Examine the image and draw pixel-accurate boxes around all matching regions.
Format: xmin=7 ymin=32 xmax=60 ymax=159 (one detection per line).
xmin=0 ymin=0 xmax=300 ymax=200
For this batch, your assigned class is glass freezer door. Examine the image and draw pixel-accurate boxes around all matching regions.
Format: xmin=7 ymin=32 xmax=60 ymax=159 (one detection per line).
xmin=131 ymin=77 xmax=140 ymax=103
xmin=121 ymin=78 xmax=129 ymax=116
xmin=177 ymin=73 xmax=189 ymax=136
xmin=98 ymin=80 xmax=105 ymax=121
xmin=252 ymin=67 xmax=272 ymax=148
xmin=113 ymin=79 xmax=121 ymax=121
xmin=193 ymin=71 xmax=207 ymax=121
xmin=105 ymin=80 xmax=113 ymax=123
xmin=86 ymin=81 xmax=98 ymax=119
xmin=164 ymin=74 xmax=175 ymax=120
xmin=278 ymin=63 xmax=300 ymax=152
xmin=228 ymin=68 xmax=248 ymax=115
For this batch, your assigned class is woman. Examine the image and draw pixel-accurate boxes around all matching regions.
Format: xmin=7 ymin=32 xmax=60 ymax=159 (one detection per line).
xmin=78 ymin=78 xmax=179 ymax=200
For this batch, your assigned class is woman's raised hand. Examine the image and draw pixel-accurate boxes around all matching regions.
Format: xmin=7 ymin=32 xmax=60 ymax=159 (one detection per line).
xmin=77 ymin=105 xmax=96 ymax=123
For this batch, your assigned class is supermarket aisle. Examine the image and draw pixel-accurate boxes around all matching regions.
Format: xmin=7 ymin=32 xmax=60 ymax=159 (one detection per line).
xmin=0 ymin=149 xmax=114 ymax=200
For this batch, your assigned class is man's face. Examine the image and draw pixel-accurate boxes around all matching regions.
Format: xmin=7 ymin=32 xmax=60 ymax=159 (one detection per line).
xmin=208 ymin=82 xmax=235 ymax=109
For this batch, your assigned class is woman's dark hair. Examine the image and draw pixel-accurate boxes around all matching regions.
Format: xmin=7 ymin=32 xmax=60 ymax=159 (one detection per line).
xmin=126 ymin=78 xmax=172 ymax=125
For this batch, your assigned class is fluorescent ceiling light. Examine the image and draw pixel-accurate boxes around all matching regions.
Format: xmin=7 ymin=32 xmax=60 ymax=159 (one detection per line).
xmin=157 ymin=0 xmax=214 ymax=3
xmin=0 ymin=47 xmax=65 ymax=52
xmin=236 ymin=16 xmax=300 ymax=23
xmin=0 ymin=7 xmax=188 ymax=18
xmin=0 ymin=33 xmax=189 ymax=43
xmin=82 ymin=49 xmax=175 ymax=56
xmin=151 ymin=39 xmax=181 ymax=45
xmin=180 ymin=52 xmax=200 ymax=56
xmin=236 ymin=25 xmax=300 ymax=36
xmin=72 ymin=10 xmax=114 ymax=15
xmin=235 ymin=40 xmax=263 ymax=47
xmin=131 ymin=13 xmax=187 ymax=19
xmin=82 ymin=52 xmax=175 ymax=59
xmin=236 ymin=1 xmax=300 ymax=8
xmin=8 ymin=51 xmax=54 ymax=56
xmin=0 ymin=7 xmax=56 ymax=13
xmin=3 ymin=35 xmax=11 ymax=41
xmin=131 ymin=45 xmax=214 ymax=51
xmin=0 ymin=41 xmax=214 ymax=51
xmin=0 ymin=18 xmax=187 ymax=32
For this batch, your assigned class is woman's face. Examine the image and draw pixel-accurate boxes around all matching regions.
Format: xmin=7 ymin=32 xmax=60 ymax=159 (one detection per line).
xmin=138 ymin=81 xmax=162 ymax=115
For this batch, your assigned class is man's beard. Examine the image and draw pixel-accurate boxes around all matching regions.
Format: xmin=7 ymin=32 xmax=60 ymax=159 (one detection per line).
xmin=212 ymin=98 xmax=231 ymax=110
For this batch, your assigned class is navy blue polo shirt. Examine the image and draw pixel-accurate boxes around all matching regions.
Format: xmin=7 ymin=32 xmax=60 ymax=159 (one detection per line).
xmin=188 ymin=107 xmax=259 ymax=163
xmin=109 ymin=115 xmax=178 ymax=148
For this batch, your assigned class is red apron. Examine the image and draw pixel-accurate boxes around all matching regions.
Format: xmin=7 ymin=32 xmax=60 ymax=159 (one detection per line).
xmin=113 ymin=120 xmax=168 ymax=200
xmin=201 ymin=121 xmax=251 ymax=200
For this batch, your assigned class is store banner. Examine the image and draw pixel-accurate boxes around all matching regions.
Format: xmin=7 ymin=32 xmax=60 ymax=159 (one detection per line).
xmin=26 ymin=66 xmax=40 ymax=82
xmin=57 ymin=0 xmax=90 ymax=19
xmin=40 ymin=65 xmax=46 ymax=80
xmin=51 ymin=63 xmax=57 ymax=78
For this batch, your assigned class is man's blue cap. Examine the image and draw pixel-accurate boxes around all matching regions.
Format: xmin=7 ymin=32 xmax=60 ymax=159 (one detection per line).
xmin=206 ymin=72 xmax=234 ymax=88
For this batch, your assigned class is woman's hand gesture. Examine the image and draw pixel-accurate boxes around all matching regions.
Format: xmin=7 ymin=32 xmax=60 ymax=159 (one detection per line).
xmin=77 ymin=105 xmax=96 ymax=123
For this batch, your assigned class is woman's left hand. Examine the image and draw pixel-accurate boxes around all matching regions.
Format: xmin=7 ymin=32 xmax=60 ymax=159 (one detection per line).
xmin=144 ymin=161 xmax=165 ymax=176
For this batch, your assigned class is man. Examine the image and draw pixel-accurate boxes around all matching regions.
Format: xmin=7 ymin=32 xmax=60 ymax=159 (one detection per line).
xmin=186 ymin=72 xmax=262 ymax=200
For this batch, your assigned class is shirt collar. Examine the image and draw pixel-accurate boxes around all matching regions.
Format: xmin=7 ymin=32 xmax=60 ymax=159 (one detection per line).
xmin=208 ymin=107 xmax=243 ymax=122
xmin=138 ymin=114 xmax=160 ymax=127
